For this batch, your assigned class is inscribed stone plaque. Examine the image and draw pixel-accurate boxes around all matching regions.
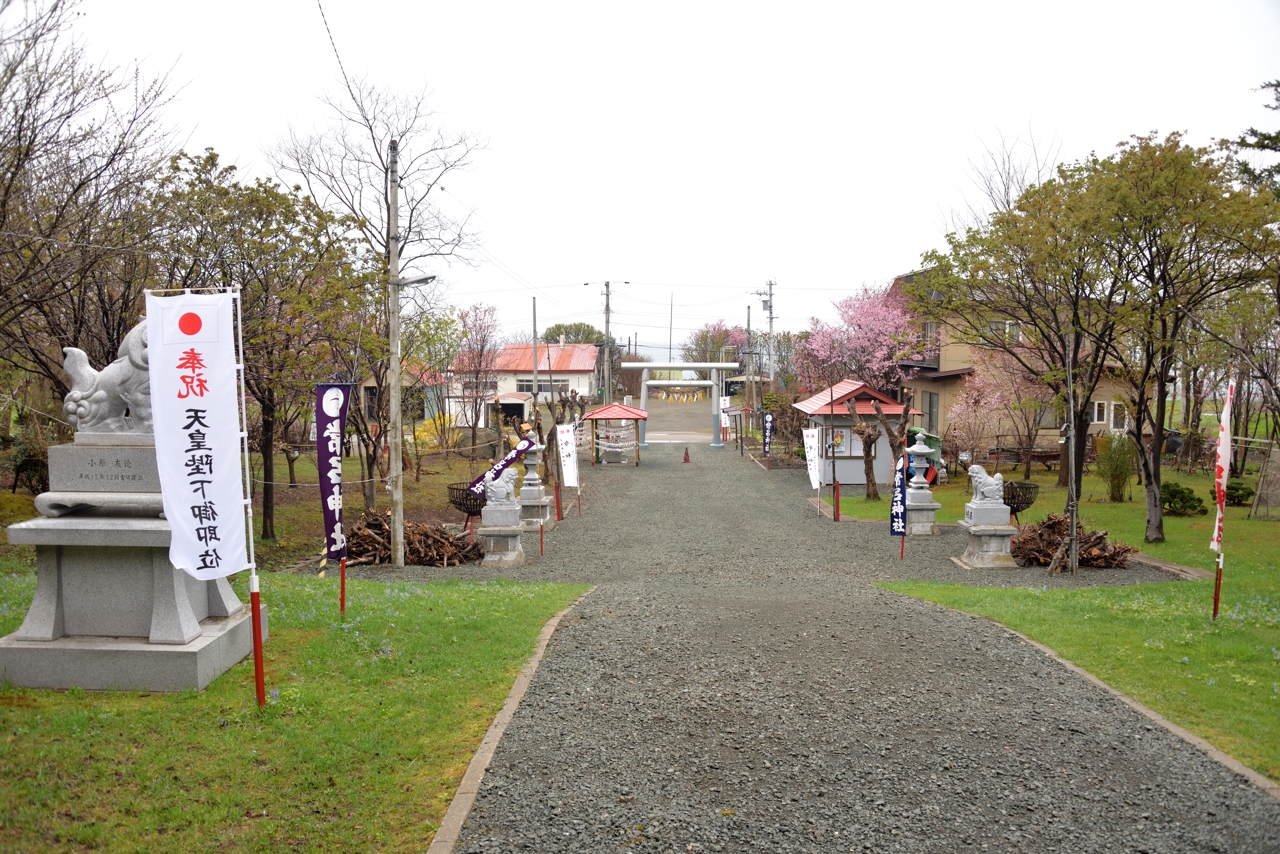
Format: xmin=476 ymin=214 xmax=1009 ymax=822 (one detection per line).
xmin=48 ymin=444 xmax=160 ymax=493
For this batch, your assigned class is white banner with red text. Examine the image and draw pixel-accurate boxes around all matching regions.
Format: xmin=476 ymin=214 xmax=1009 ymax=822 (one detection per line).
xmin=147 ymin=292 xmax=249 ymax=580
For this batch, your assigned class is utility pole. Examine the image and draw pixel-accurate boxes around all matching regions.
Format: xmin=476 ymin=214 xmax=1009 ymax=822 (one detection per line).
xmin=668 ymin=293 xmax=673 ymax=362
xmin=754 ymin=280 xmax=776 ymax=383
xmin=603 ymin=281 xmax=612 ymax=404
xmin=387 ymin=139 xmax=404 ymax=568
xmin=532 ymin=297 xmax=539 ymax=425
xmin=1065 ymin=332 xmax=1078 ymax=575
xmin=746 ymin=305 xmax=753 ymax=418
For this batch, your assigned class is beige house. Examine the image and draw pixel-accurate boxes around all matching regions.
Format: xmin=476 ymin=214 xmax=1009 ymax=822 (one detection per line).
xmin=891 ymin=272 xmax=1132 ymax=460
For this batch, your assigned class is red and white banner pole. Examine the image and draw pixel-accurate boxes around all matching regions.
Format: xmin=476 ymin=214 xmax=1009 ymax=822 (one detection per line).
xmin=340 ymin=557 xmax=347 ymax=616
xmin=1209 ymin=377 xmax=1236 ymax=620
xmin=233 ymin=289 xmax=266 ymax=707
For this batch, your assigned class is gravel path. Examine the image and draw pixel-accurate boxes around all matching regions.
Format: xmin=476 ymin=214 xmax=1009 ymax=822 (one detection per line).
xmin=421 ymin=442 xmax=1280 ymax=853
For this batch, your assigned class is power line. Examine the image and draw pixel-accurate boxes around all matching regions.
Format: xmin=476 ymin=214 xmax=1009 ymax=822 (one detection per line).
xmin=314 ymin=0 xmax=360 ymax=111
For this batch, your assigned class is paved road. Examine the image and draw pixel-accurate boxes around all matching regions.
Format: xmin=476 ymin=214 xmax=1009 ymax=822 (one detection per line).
xmin=642 ymin=398 xmax=714 ymax=443
xmin=446 ymin=443 xmax=1280 ymax=853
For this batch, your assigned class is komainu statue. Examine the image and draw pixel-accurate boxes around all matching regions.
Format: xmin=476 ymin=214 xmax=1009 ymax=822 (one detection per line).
xmin=62 ymin=319 xmax=152 ymax=433
xmin=967 ymin=464 xmax=1005 ymax=504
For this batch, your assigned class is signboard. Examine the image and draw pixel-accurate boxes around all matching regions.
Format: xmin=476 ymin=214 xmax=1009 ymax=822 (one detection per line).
xmin=890 ymin=454 xmax=907 ymax=537
xmin=720 ymin=395 xmax=731 ymax=429
xmin=762 ymin=413 xmax=774 ymax=456
xmin=147 ymin=292 xmax=248 ymax=580
xmin=802 ymin=428 xmax=822 ymax=490
xmin=467 ymin=437 xmax=535 ymax=495
xmin=556 ymin=423 xmax=580 ymax=488
xmin=316 ymin=384 xmax=353 ymax=561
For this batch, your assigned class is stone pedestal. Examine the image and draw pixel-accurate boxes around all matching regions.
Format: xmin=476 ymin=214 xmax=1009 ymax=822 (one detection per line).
xmin=517 ymin=430 xmax=555 ymax=532
xmin=478 ymin=502 xmax=526 ymax=568
xmin=0 ymin=439 xmax=265 ymax=692
xmin=957 ymin=500 xmax=1017 ymax=568
xmin=905 ymin=487 xmax=943 ymax=535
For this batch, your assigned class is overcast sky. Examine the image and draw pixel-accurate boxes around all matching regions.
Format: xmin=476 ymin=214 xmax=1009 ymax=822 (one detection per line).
xmin=77 ymin=0 xmax=1280 ymax=359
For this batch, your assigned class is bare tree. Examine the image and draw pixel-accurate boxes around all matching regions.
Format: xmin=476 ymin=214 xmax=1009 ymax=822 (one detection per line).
xmin=455 ymin=304 xmax=501 ymax=461
xmin=0 ymin=0 xmax=170 ymax=386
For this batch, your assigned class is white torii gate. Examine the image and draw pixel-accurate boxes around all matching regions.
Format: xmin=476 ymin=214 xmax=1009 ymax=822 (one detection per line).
xmin=620 ymin=362 xmax=739 ymax=449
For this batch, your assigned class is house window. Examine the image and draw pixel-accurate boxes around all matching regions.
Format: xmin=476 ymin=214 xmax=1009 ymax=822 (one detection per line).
xmin=921 ymin=391 xmax=939 ymax=434
xmin=516 ymin=379 xmax=561 ymax=394
xmin=987 ymin=320 xmax=1018 ymax=342
xmin=1111 ymin=403 xmax=1126 ymax=430
xmin=1093 ymin=401 xmax=1107 ymax=423
xmin=363 ymin=385 xmax=378 ymax=418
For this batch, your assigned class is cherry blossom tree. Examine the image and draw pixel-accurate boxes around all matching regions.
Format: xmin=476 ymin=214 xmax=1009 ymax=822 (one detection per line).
xmin=681 ymin=320 xmax=747 ymax=379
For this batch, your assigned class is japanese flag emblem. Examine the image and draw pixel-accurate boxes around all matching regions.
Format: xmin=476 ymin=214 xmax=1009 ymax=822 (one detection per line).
xmin=162 ymin=304 xmax=219 ymax=344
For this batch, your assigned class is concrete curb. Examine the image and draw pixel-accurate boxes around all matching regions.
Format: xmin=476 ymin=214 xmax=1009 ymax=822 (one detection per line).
xmin=426 ymin=586 xmax=596 ymax=854
xmin=891 ymin=592 xmax=1280 ymax=806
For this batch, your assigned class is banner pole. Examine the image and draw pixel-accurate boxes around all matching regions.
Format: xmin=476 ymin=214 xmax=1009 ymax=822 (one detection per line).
xmin=231 ymin=286 xmax=265 ymax=708
xmin=539 ymin=521 xmax=545 ymax=556
xmin=1213 ymin=552 xmax=1223 ymax=620
xmin=555 ymin=481 xmax=562 ymax=521
xmin=340 ymin=557 xmax=347 ymax=617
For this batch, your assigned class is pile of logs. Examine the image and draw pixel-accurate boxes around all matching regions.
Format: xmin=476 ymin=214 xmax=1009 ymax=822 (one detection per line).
xmin=1011 ymin=513 xmax=1137 ymax=570
xmin=345 ymin=511 xmax=485 ymax=568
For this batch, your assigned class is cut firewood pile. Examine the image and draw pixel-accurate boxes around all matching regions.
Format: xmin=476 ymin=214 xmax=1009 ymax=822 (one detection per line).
xmin=280 ymin=511 xmax=484 ymax=572
xmin=1011 ymin=513 xmax=1137 ymax=570
xmin=345 ymin=512 xmax=484 ymax=567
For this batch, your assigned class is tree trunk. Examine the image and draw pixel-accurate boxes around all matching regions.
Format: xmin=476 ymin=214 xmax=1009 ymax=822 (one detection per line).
xmin=860 ymin=433 xmax=879 ymax=499
xmin=362 ymin=439 xmax=378 ymax=510
xmin=259 ymin=389 xmax=276 ymax=541
xmin=285 ymin=450 xmax=298 ymax=487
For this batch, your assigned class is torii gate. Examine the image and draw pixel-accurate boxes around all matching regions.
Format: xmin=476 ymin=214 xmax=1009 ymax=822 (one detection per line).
xmin=620 ymin=361 xmax=739 ymax=450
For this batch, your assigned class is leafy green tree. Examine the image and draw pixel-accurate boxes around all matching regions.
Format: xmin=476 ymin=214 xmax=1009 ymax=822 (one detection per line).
xmin=542 ymin=322 xmax=605 ymax=344
xmin=1237 ymin=80 xmax=1280 ymax=192
xmin=159 ymin=150 xmax=366 ymax=538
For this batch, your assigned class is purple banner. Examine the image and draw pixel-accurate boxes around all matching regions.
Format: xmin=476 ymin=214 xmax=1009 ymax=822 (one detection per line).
xmin=762 ymin=413 xmax=774 ymax=457
xmin=890 ymin=454 xmax=906 ymax=537
xmin=467 ymin=437 xmax=536 ymax=496
xmin=316 ymin=384 xmax=354 ymax=559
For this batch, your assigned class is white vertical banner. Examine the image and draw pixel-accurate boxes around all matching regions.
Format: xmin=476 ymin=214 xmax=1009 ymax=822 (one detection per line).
xmin=803 ymin=428 xmax=822 ymax=490
xmin=720 ymin=395 xmax=731 ymax=428
xmin=147 ymin=292 xmax=249 ymax=580
xmin=557 ymin=423 xmax=580 ymax=488
xmin=1210 ymin=379 xmax=1236 ymax=553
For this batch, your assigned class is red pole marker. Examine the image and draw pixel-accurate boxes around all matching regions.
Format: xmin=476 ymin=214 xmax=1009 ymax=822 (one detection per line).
xmin=1212 ymin=554 xmax=1223 ymax=620
xmin=339 ymin=557 xmax=347 ymax=617
xmin=555 ymin=482 xmax=563 ymax=521
xmin=900 ymin=535 xmax=905 ymax=561
xmin=539 ymin=522 xmax=544 ymax=556
xmin=834 ymin=480 xmax=841 ymax=522
xmin=577 ymin=491 xmax=583 ymax=517
xmin=250 ymin=575 xmax=266 ymax=707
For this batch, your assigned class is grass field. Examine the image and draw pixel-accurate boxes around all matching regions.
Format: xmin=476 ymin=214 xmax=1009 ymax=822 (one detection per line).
xmin=0 ymin=447 xmax=588 ymax=851
xmin=853 ymin=466 xmax=1280 ymax=783
xmin=0 ymin=567 xmax=588 ymax=852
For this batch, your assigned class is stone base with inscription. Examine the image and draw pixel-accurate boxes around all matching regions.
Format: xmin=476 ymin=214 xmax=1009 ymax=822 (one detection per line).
xmin=956 ymin=500 xmax=1017 ymax=568
xmin=905 ymin=487 xmax=942 ymax=536
xmin=0 ymin=439 xmax=264 ymax=692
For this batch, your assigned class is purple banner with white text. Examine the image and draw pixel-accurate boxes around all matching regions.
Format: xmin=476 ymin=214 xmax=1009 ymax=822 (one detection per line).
xmin=316 ymin=384 xmax=353 ymax=560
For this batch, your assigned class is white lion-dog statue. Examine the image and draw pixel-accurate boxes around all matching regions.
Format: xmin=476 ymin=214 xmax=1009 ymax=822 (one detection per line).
xmin=62 ymin=319 xmax=151 ymax=433
xmin=484 ymin=466 xmax=519 ymax=505
xmin=967 ymin=464 xmax=1005 ymax=505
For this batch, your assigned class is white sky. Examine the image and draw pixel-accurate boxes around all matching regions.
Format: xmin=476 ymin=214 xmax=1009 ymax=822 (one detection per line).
xmin=77 ymin=0 xmax=1280 ymax=359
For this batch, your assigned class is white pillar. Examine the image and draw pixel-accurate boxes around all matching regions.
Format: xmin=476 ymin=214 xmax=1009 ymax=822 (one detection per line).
xmin=710 ymin=368 xmax=724 ymax=449
xmin=639 ymin=368 xmax=650 ymax=448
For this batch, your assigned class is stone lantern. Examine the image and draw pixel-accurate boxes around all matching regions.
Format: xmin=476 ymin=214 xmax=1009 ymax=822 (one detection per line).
xmin=904 ymin=434 xmax=942 ymax=535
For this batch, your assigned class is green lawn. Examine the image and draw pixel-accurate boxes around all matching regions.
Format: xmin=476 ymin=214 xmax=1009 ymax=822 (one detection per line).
xmin=0 ymin=568 xmax=588 ymax=852
xmin=863 ymin=467 xmax=1280 ymax=783
xmin=0 ymin=449 xmax=588 ymax=851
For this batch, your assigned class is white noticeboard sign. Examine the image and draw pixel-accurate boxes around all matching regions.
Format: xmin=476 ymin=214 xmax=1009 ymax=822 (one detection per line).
xmin=147 ymin=292 xmax=249 ymax=580
xmin=803 ymin=428 xmax=822 ymax=490
xmin=720 ymin=396 xmax=731 ymax=429
xmin=556 ymin=423 xmax=580 ymax=488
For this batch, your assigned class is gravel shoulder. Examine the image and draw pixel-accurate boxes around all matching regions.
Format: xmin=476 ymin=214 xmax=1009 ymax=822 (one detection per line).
xmin=412 ymin=442 xmax=1280 ymax=853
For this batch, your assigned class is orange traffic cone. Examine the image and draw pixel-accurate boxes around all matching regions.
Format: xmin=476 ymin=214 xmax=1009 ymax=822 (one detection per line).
xmin=683 ymin=447 xmax=690 ymax=464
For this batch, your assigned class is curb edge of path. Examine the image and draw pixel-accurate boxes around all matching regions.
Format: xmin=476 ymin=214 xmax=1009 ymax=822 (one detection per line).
xmin=888 ymin=591 xmax=1280 ymax=805
xmin=426 ymin=586 xmax=596 ymax=854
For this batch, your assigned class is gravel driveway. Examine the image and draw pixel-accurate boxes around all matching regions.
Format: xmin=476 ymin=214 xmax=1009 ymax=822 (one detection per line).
xmin=432 ymin=442 xmax=1280 ymax=853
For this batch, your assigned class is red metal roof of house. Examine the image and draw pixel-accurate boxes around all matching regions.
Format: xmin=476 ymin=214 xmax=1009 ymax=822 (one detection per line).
xmin=582 ymin=403 xmax=648 ymax=421
xmin=793 ymin=380 xmax=915 ymax=417
xmin=493 ymin=343 xmax=598 ymax=373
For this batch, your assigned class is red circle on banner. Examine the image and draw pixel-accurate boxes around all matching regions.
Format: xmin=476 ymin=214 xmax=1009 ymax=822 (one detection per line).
xmin=178 ymin=312 xmax=202 ymax=335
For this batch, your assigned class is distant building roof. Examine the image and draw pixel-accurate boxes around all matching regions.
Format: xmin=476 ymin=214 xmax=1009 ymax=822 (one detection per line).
xmin=582 ymin=403 xmax=648 ymax=421
xmin=493 ymin=343 xmax=599 ymax=374
xmin=793 ymin=380 xmax=916 ymax=418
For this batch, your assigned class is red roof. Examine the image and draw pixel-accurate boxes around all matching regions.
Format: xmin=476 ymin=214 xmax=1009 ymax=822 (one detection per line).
xmin=793 ymin=380 xmax=916 ymax=417
xmin=582 ymin=403 xmax=648 ymax=421
xmin=493 ymin=343 xmax=598 ymax=373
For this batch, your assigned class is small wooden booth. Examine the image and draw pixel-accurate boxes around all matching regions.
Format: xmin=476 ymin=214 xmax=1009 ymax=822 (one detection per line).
xmin=582 ymin=402 xmax=648 ymax=466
